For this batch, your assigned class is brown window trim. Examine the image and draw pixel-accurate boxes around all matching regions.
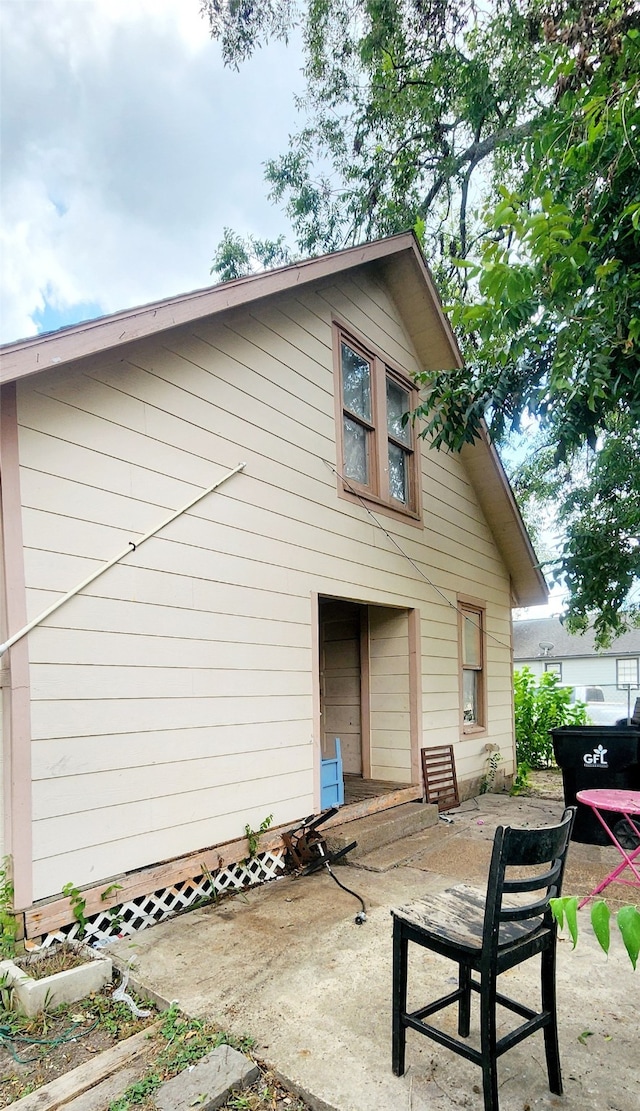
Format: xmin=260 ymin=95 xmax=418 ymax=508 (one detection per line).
xmin=458 ymin=596 xmax=487 ymax=736
xmin=332 ymin=322 xmax=423 ymax=527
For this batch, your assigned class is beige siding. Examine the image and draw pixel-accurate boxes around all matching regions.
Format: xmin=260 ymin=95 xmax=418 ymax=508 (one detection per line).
xmin=17 ymin=268 xmax=514 ymax=900
xmin=320 ymin=601 xmax=362 ymax=773
xmin=369 ymin=608 xmax=412 ymax=782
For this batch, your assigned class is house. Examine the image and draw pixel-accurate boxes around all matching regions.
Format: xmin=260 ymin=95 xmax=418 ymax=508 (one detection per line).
xmin=513 ymin=616 xmax=640 ymax=721
xmin=0 ymin=233 xmax=546 ymax=941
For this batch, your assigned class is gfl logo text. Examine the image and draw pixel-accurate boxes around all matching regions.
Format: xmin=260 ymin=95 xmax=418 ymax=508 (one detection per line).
xmin=583 ymin=744 xmax=608 ymax=767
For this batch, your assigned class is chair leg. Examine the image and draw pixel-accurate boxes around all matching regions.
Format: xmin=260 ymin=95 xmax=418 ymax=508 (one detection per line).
xmin=458 ymin=962 xmax=471 ymax=1037
xmin=392 ymin=918 xmax=408 ymax=1076
xmin=479 ymin=970 xmax=499 ymax=1111
xmin=541 ymin=945 xmax=562 ymax=1095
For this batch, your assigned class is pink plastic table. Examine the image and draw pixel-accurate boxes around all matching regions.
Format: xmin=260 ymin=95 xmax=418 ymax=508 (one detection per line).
xmin=576 ymin=788 xmax=640 ymax=908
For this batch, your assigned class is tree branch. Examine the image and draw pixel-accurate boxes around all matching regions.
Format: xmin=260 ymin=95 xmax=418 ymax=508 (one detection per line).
xmin=417 ymin=118 xmax=537 ymax=218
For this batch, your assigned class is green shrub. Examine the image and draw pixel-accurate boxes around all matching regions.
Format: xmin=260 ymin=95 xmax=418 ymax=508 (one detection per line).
xmin=514 ymin=667 xmax=588 ymax=768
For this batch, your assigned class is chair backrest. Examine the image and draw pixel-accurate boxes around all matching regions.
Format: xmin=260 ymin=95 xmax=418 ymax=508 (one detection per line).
xmin=421 ymin=744 xmax=460 ymax=811
xmin=482 ymin=807 xmax=576 ymax=955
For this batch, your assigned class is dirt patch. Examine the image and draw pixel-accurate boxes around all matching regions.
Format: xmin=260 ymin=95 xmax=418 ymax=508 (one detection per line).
xmin=14 ymin=941 xmax=88 ymax=981
xmin=0 ymin=980 xmax=157 ymax=1105
xmin=523 ymin=767 xmax=565 ymax=800
xmin=0 ymin=982 xmax=311 ymax=1110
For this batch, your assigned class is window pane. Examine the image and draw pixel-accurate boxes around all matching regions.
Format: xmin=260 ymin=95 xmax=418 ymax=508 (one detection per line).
xmin=386 ymin=378 xmax=411 ymax=444
xmin=342 ymin=343 xmax=371 ymax=422
xmin=343 ymin=416 xmax=369 ymax=484
xmin=462 ymin=611 xmax=482 ymax=667
xmin=388 ymin=441 xmax=408 ymax=503
xmin=463 ymin=669 xmax=478 ymax=724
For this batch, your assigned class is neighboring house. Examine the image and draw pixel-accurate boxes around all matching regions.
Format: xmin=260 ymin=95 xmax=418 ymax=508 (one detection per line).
xmin=0 ymin=233 xmax=546 ymax=939
xmin=513 ymin=616 xmax=640 ymax=722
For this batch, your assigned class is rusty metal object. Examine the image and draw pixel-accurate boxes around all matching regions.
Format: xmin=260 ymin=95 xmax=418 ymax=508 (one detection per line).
xmin=281 ymin=808 xmax=340 ymax=872
xmin=281 ymin=809 xmax=366 ymax=923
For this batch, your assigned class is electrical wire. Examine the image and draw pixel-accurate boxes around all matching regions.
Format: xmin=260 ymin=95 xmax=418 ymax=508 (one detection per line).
xmin=322 ymin=458 xmax=514 ymax=653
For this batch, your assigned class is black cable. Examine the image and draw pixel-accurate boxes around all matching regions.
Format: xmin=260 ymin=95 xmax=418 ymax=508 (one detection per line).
xmin=324 ymin=863 xmax=367 ymax=922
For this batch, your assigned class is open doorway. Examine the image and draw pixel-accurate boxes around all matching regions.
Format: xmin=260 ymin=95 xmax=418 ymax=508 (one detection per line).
xmin=319 ymin=597 xmax=419 ymax=807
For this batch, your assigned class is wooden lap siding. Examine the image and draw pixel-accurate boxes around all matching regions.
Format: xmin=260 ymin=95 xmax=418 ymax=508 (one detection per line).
xmin=320 ymin=600 xmax=363 ymax=774
xmin=369 ymin=607 xmax=412 ymax=783
xmin=15 ymin=269 xmax=514 ymax=902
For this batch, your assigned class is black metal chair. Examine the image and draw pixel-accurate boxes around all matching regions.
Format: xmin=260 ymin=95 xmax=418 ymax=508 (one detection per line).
xmin=391 ymin=806 xmax=576 ymax=1111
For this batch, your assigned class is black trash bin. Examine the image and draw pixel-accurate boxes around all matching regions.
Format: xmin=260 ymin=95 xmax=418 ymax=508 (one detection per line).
xmin=551 ymin=726 xmax=640 ymax=844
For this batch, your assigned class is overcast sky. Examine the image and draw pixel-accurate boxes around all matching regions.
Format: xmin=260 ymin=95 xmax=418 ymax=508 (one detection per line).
xmin=0 ymin=0 xmax=304 ymax=343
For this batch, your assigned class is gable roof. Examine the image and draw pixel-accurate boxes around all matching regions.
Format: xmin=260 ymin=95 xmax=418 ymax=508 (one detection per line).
xmin=513 ymin=616 xmax=640 ymax=660
xmin=0 ymin=232 xmax=547 ymax=607
xmin=1 ymin=233 xmax=460 ymax=386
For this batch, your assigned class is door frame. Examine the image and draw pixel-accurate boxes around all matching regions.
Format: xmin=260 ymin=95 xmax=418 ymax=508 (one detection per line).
xmin=312 ymin=593 xmax=422 ymax=811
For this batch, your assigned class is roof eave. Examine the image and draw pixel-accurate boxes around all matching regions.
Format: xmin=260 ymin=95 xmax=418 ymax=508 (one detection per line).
xmin=460 ymin=429 xmax=548 ymax=608
xmin=1 ymin=232 xmax=462 ymax=385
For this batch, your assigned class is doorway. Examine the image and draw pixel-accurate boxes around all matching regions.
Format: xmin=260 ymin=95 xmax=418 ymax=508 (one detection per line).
xmin=318 ymin=597 xmax=419 ymax=807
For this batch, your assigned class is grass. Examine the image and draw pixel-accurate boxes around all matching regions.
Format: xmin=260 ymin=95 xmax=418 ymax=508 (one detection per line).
xmin=103 ymin=1005 xmax=310 ymax=1111
xmin=107 ymin=1006 xmax=255 ymax=1110
xmin=0 ymin=976 xmax=309 ymax=1110
xmin=0 ymin=981 xmax=158 ymax=1104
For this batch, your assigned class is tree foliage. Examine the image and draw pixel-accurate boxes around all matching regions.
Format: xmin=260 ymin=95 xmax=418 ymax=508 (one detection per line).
xmin=202 ymin=1 xmax=640 ymax=642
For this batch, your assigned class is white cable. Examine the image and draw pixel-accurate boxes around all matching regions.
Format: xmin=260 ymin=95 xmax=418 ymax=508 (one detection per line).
xmin=322 ymin=458 xmax=513 ymax=652
xmin=0 ymin=462 xmax=246 ymax=656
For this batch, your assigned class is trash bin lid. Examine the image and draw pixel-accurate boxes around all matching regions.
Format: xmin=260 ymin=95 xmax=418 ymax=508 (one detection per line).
xmin=552 ymin=727 xmax=640 ymax=769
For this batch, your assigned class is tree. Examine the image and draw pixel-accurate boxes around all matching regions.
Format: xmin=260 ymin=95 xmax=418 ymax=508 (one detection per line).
xmin=202 ymin=1 xmax=640 ymax=642
xmin=513 ymin=667 xmax=588 ymax=768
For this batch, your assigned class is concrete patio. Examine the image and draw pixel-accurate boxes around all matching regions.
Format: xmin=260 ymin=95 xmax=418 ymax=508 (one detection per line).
xmin=111 ymin=794 xmax=637 ymax=1111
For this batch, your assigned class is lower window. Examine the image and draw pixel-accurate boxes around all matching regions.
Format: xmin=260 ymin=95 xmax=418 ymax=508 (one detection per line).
xmin=459 ymin=602 xmax=486 ymax=731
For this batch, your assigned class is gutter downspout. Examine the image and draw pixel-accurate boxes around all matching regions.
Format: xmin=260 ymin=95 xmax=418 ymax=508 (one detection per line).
xmin=0 ymin=461 xmax=246 ymax=657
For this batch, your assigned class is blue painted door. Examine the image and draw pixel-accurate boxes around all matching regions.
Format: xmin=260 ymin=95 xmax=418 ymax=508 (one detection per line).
xmin=321 ymin=737 xmax=344 ymax=808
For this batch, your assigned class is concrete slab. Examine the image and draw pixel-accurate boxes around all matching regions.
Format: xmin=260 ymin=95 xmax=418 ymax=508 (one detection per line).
xmin=111 ymin=795 xmax=638 ymax=1111
xmin=155 ymin=1045 xmax=259 ymax=1111
xmin=326 ymin=802 xmax=438 ymax=858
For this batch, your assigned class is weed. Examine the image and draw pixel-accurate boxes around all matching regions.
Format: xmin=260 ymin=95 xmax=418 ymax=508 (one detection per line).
xmin=244 ymin=814 xmax=273 ymax=861
xmin=510 ymin=761 xmax=531 ymax=796
xmin=479 ymin=751 xmax=502 ymax=795
xmin=0 ymin=856 xmax=17 ymax=959
xmin=200 ymin=861 xmax=219 ymax=903
xmin=106 ymin=1006 xmax=255 ymax=1111
xmin=108 ymin=1073 xmax=162 ymax=1109
xmin=62 ymin=881 xmax=88 ymax=939
xmin=0 ymin=970 xmax=15 ymax=1011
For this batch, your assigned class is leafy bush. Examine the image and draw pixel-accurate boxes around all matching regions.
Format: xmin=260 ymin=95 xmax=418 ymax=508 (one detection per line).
xmin=514 ymin=667 xmax=588 ymax=768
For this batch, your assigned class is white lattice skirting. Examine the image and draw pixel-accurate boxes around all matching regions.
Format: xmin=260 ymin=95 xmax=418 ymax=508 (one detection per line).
xmin=41 ymin=848 xmax=286 ymax=948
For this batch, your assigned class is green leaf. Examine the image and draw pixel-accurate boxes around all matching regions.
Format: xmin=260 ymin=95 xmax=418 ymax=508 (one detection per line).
xmin=616 ymin=906 xmax=640 ymax=971
xmin=578 ymin=1030 xmax=594 ymax=1045
xmin=590 ymin=900 xmax=611 ymax=955
xmin=563 ymin=896 xmax=579 ymax=948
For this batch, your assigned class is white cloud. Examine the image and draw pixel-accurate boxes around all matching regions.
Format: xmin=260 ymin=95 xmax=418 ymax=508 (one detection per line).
xmin=0 ymin=0 xmax=304 ymax=341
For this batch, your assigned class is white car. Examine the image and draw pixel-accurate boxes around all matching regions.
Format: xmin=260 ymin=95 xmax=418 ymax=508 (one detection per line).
xmin=569 ymin=686 xmax=632 ymax=726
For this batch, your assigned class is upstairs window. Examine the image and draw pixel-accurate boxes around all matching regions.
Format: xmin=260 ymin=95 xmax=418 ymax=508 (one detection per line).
xmin=336 ymin=327 xmax=419 ymax=519
xmin=544 ymin=661 xmax=563 ymax=681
